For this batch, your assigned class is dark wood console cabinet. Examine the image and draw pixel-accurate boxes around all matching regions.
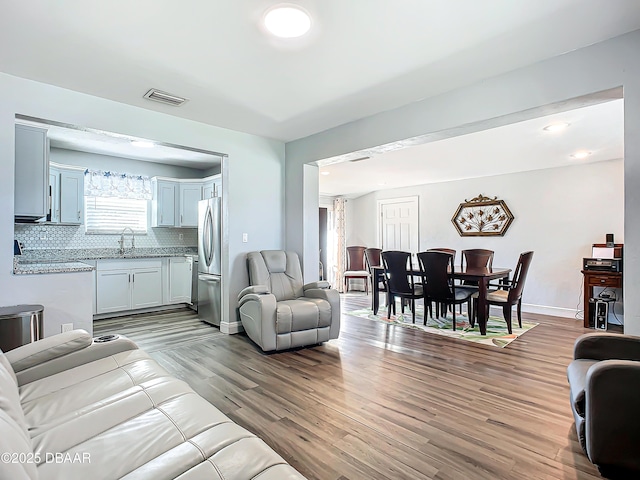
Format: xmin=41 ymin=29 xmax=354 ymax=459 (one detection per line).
xmin=581 ymin=270 xmax=622 ymax=328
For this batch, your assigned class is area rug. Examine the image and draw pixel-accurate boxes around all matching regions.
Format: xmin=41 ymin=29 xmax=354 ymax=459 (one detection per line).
xmin=346 ymin=304 xmax=538 ymax=348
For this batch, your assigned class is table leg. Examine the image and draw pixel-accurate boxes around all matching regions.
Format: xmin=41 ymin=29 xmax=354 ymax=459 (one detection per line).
xmin=478 ymin=277 xmax=488 ymax=335
xmin=373 ymin=273 xmax=380 ymax=315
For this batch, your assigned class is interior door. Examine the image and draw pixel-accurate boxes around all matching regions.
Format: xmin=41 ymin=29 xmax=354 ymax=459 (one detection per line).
xmin=378 ymin=196 xmax=419 ymax=252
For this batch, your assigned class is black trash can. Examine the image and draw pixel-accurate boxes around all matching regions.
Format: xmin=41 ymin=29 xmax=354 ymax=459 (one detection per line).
xmin=0 ymin=304 xmax=44 ymax=352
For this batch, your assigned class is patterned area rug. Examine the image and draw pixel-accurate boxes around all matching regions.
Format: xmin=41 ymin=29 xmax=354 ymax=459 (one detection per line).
xmin=346 ymin=304 xmax=538 ymax=348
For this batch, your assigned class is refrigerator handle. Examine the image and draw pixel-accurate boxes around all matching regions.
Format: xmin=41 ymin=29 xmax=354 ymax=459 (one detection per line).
xmin=206 ymin=205 xmax=215 ymax=267
xmin=202 ymin=205 xmax=212 ymax=267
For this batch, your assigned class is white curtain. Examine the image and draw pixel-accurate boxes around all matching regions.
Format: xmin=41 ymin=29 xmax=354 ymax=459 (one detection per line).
xmin=84 ymin=169 xmax=152 ymax=200
xmin=333 ymin=197 xmax=346 ymax=293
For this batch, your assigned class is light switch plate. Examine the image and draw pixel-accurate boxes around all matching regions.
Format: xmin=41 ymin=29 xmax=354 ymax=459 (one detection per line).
xmin=61 ymin=323 xmax=73 ymax=333
xmin=242 ymin=233 xmax=248 ymax=243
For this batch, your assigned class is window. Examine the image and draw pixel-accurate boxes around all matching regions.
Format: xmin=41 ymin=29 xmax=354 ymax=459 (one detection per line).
xmin=85 ymin=196 xmax=148 ymax=234
xmin=83 ymin=169 xmax=152 ymax=235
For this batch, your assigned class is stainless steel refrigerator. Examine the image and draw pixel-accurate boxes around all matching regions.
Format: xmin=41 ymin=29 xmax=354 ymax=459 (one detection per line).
xmin=198 ymin=197 xmax=221 ymax=326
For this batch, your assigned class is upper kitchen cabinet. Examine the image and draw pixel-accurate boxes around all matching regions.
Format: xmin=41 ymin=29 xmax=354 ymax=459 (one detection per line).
xmin=202 ymin=174 xmax=221 ymax=199
xmin=151 ymin=178 xmax=178 ymax=227
xmin=48 ymin=164 xmax=85 ymax=225
xmin=179 ymin=182 xmax=202 ymax=227
xmin=14 ymin=124 xmax=49 ymax=221
xmin=152 ymin=178 xmax=202 ymax=228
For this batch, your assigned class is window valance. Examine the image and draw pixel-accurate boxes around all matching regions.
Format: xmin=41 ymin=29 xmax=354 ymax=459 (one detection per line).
xmin=84 ymin=169 xmax=152 ymax=200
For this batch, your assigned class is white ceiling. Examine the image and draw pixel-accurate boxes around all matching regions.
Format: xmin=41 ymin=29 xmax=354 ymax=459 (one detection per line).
xmin=318 ymin=99 xmax=624 ymax=198
xmin=1 ymin=1 xmax=639 ymax=142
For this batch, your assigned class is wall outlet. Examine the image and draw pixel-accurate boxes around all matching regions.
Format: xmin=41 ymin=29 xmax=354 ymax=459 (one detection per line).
xmin=61 ymin=323 xmax=73 ymax=333
xmin=242 ymin=233 xmax=248 ymax=243
xmin=179 ymin=233 xmax=184 ymax=240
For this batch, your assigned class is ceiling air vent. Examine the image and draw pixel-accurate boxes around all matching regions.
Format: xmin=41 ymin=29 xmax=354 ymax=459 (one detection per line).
xmin=143 ymin=89 xmax=188 ymax=106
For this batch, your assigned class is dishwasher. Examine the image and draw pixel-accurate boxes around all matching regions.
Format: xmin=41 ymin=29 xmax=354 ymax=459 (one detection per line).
xmin=190 ymin=257 xmax=198 ymax=311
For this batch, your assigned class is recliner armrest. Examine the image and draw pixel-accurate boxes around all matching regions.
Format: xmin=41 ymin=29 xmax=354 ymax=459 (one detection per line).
xmin=303 ymin=281 xmax=331 ymax=290
xmin=6 ymin=330 xmax=139 ymax=386
xmin=574 ymin=333 xmax=640 ymax=361
xmin=238 ymin=285 xmax=270 ymax=301
xmin=6 ymin=329 xmax=93 ymax=372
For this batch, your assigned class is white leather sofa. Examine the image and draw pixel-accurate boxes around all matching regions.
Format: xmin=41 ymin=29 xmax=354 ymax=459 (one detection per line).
xmin=0 ymin=330 xmax=306 ymax=480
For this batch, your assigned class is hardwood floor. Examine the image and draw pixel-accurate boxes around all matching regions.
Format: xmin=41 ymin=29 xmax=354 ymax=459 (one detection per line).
xmin=94 ymin=294 xmax=601 ymax=480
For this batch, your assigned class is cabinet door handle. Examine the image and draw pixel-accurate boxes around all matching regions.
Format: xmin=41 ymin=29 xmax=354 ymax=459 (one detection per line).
xmin=77 ymin=210 xmax=81 ymax=220
xmin=128 ymin=274 xmax=131 ymax=283
xmin=181 ymin=214 xmax=183 ymax=224
xmin=161 ymin=214 xmax=163 ymax=223
xmin=132 ymin=273 xmax=135 ymax=283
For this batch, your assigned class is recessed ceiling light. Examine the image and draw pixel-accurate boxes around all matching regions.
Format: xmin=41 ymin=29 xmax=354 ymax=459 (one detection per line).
xmin=320 ymin=171 xmax=330 ymax=176
xmin=543 ymin=122 xmax=570 ymax=132
xmin=264 ymin=5 xmax=311 ymax=38
xmin=378 ymin=182 xmax=387 ymax=186
xmin=131 ymin=140 xmax=154 ymax=148
xmin=570 ymin=150 xmax=592 ymax=159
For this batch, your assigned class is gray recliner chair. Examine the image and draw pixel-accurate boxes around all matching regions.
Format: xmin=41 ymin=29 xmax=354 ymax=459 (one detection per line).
xmin=567 ymin=332 xmax=640 ymax=477
xmin=238 ymin=250 xmax=340 ymax=352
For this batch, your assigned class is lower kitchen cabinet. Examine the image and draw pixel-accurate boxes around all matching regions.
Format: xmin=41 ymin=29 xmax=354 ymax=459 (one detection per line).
xmin=96 ymin=259 xmax=163 ymax=314
xmin=169 ymin=257 xmax=192 ymax=304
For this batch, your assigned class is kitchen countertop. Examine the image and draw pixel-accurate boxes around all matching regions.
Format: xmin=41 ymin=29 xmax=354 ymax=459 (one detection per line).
xmin=13 ymin=247 xmax=198 ymax=275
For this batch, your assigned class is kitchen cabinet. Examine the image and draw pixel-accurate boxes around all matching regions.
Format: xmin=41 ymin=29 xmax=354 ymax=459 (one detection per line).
xmin=169 ymin=256 xmax=192 ymax=303
xmin=152 ymin=179 xmax=177 ymax=227
xmin=49 ymin=166 xmax=60 ymax=223
xmin=14 ymin=124 xmax=49 ymax=221
xmin=202 ymin=174 xmax=221 ymax=199
xmin=59 ymin=169 xmax=84 ymax=224
xmin=48 ymin=164 xmax=85 ymax=225
xmin=96 ymin=259 xmax=163 ymax=314
xmin=179 ymin=183 xmax=202 ymax=227
xmin=152 ymin=178 xmax=203 ymax=228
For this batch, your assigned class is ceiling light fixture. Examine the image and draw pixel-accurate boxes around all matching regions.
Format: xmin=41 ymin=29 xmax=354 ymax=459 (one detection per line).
xmin=320 ymin=171 xmax=330 ymax=176
xmin=570 ymin=150 xmax=592 ymax=159
xmin=131 ymin=140 xmax=155 ymax=148
xmin=264 ymin=5 xmax=311 ymax=38
xmin=543 ymin=122 xmax=570 ymax=132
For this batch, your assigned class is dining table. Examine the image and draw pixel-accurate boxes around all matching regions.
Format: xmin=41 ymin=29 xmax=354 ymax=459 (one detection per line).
xmin=371 ymin=265 xmax=512 ymax=335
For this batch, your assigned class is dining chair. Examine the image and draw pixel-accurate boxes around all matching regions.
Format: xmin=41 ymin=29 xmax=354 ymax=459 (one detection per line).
xmin=474 ymin=251 xmax=534 ymax=334
xmin=459 ymin=249 xmax=495 ymax=298
xmin=417 ymin=250 xmax=473 ymax=330
xmin=381 ymin=250 xmax=423 ymax=323
xmin=344 ymin=246 xmax=369 ymax=293
xmin=364 ymin=247 xmax=385 ymax=302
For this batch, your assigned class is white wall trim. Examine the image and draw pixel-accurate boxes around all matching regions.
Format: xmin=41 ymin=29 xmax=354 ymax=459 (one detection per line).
xmin=220 ymin=320 xmax=244 ymax=334
xmin=519 ymin=303 xmax=578 ymax=320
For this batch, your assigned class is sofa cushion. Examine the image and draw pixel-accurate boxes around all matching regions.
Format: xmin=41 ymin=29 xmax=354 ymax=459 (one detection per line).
xmin=567 ymin=359 xmax=599 ymax=417
xmin=276 ymin=298 xmax=331 ymax=333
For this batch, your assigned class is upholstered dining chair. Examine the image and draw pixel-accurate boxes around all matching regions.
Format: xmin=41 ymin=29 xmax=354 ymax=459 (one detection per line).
xmin=381 ymin=250 xmax=423 ymax=323
xmin=459 ymin=249 xmax=495 ymax=299
xmin=417 ymin=250 xmax=473 ymax=330
xmin=473 ymin=251 xmax=534 ymax=334
xmin=344 ymin=246 xmax=369 ymax=293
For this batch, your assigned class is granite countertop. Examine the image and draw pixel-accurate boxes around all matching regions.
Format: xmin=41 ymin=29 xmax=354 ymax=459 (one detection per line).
xmin=13 ymin=247 xmax=198 ymax=275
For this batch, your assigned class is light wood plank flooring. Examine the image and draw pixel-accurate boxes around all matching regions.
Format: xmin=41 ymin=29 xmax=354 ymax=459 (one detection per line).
xmin=94 ymin=294 xmax=600 ymax=480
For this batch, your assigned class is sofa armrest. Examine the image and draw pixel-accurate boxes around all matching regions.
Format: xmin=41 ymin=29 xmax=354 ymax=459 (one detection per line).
xmin=574 ymin=333 xmax=640 ymax=361
xmin=6 ymin=330 xmax=139 ymax=386
xmin=6 ymin=329 xmax=93 ymax=372
xmin=585 ymin=360 xmax=640 ymax=469
xmin=303 ymin=281 xmax=331 ymax=291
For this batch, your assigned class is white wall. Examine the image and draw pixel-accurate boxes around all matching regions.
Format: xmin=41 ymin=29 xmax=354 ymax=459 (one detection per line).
xmin=0 ymin=73 xmax=285 ymax=337
xmin=346 ymin=160 xmax=623 ymax=318
xmin=285 ymin=29 xmax=640 ymax=335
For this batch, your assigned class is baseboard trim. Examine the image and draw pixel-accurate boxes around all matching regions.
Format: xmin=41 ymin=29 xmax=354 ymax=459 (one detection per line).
xmin=519 ymin=303 xmax=578 ymax=319
xmin=220 ymin=320 xmax=244 ymax=335
xmin=94 ymin=304 xmax=190 ymax=320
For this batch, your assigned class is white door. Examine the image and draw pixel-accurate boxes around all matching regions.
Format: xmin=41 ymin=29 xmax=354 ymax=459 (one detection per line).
xmin=378 ymin=196 xmax=419 ymax=252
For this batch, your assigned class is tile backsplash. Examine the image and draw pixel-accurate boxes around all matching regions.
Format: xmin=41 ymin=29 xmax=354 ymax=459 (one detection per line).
xmin=15 ymin=224 xmax=197 ymax=250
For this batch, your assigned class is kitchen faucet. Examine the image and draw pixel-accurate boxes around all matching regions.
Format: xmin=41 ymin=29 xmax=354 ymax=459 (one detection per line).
xmin=119 ymin=227 xmax=135 ymax=255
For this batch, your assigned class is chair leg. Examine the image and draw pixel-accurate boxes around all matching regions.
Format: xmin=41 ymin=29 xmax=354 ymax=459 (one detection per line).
xmin=517 ymin=299 xmax=522 ymax=328
xmin=452 ymin=304 xmax=456 ymax=331
xmin=503 ymin=305 xmax=512 ymax=334
xmin=345 ymin=277 xmax=349 ymax=293
xmin=411 ymin=299 xmax=416 ymax=323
